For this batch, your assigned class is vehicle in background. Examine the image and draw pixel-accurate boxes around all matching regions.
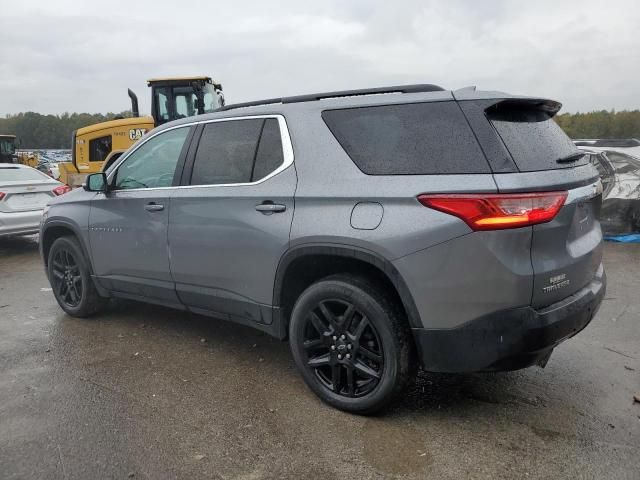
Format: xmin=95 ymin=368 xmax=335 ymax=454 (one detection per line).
xmin=16 ymin=150 xmax=40 ymax=168
xmin=58 ymin=76 xmax=225 ymax=188
xmin=0 ymin=164 xmax=70 ymax=237
xmin=574 ymin=139 xmax=640 ymax=147
xmin=574 ymin=138 xmax=640 ymax=159
xmin=41 ymin=84 xmax=605 ymax=414
xmin=576 ymin=145 xmax=640 ymax=234
xmin=0 ymin=135 xmax=18 ymax=164
xmin=17 ymin=149 xmax=72 ymax=172
xmin=47 ymin=162 xmax=61 ymax=180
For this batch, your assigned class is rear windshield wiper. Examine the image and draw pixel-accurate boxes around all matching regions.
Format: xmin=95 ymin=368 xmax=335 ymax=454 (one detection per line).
xmin=556 ymin=152 xmax=586 ymax=164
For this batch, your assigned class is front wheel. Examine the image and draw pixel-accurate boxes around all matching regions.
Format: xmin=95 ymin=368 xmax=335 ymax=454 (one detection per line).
xmin=48 ymin=236 xmax=107 ymax=317
xmin=289 ymin=274 xmax=414 ymax=414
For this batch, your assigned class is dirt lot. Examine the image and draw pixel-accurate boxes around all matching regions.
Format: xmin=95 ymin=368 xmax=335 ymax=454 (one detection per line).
xmin=0 ymin=237 xmax=638 ymax=479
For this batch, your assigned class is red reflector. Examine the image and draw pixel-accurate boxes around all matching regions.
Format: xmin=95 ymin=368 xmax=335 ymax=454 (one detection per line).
xmin=53 ymin=185 xmax=72 ymax=196
xmin=417 ymin=191 xmax=568 ymax=231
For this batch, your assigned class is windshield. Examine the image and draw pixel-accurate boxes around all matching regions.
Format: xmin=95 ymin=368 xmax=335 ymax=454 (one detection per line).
xmin=0 ymin=167 xmax=50 ymax=182
xmin=0 ymin=138 xmax=16 ymax=155
xmin=154 ymin=83 xmax=223 ymax=124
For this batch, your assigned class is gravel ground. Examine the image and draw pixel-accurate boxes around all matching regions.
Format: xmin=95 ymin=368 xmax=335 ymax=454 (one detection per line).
xmin=0 ymin=236 xmax=638 ymax=479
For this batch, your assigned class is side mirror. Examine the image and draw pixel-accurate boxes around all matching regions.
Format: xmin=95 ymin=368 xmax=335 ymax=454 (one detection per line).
xmin=84 ymin=172 xmax=108 ymax=192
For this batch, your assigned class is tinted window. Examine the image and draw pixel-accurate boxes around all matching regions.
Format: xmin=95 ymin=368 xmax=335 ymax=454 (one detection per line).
xmin=114 ymin=127 xmax=189 ymax=190
xmin=322 ymin=102 xmax=489 ymax=175
xmin=89 ymin=135 xmax=112 ymax=162
xmin=191 ymin=119 xmax=263 ymax=185
xmin=489 ymin=107 xmax=586 ymax=172
xmin=252 ymin=119 xmax=284 ymax=181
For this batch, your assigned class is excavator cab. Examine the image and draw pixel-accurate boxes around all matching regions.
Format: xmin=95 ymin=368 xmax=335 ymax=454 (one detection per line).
xmin=148 ymin=77 xmax=224 ymax=126
xmin=0 ymin=135 xmax=17 ymax=164
xmin=61 ymin=76 xmax=224 ymax=187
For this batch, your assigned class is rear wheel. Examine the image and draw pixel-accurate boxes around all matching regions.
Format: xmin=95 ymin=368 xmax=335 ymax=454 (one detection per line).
xmin=48 ymin=236 xmax=107 ymax=317
xmin=289 ymin=274 xmax=414 ymax=414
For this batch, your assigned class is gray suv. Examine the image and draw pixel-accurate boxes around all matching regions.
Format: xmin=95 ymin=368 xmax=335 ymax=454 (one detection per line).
xmin=40 ymin=84 xmax=606 ymax=414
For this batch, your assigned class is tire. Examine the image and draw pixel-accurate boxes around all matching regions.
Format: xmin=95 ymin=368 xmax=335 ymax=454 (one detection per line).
xmin=47 ymin=236 xmax=107 ymax=317
xmin=289 ymin=274 xmax=414 ymax=414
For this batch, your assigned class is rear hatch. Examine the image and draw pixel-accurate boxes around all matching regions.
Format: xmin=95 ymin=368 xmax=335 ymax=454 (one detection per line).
xmin=481 ymin=99 xmax=603 ymax=307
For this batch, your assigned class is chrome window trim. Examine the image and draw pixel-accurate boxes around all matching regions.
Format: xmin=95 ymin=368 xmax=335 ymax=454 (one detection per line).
xmin=106 ymin=114 xmax=294 ymax=191
xmin=565 ymin=179 xmax=603 ymax=205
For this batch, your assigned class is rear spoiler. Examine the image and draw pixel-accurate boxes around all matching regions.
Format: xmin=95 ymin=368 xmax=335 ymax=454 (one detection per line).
xmin=485 ymin=99 xmax=562 ymax=118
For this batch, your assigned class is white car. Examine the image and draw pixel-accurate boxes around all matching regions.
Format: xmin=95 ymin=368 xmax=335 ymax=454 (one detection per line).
xmin=0 ymin=164 xmax=70 ymax=237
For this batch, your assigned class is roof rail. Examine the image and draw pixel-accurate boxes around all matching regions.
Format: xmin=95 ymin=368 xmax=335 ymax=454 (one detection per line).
xmin=218 ymin=83 xmax=446 ymax=111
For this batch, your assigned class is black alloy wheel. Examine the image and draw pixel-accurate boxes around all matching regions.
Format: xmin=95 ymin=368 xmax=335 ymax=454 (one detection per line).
xmin=47 ymin=236 xmax=107 ymax=317
xmin=289 ymin=274 xmax=414 ymax=414
xmin=303 ymin=299 xmax=384 ymax=398
xmin=50 ymin=247 xmax=83 ymax=308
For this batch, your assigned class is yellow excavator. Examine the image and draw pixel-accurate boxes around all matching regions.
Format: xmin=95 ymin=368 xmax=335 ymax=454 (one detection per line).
xmin=0 ymin=134 xmax=18 ymax=164
xmin=59 ymin=76 xmax=224 ymax=186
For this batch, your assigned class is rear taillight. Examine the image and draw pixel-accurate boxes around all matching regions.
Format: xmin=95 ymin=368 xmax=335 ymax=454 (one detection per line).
xmin=0 ymin=191 xmax=5 ymax=201
xmin=53 ymin=185 xmax=72 ymax=196
xmin=417 ymin=191 xmax=568 ymax=231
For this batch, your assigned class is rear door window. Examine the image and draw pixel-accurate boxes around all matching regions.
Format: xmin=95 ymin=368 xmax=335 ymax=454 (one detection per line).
xmin=322 ymin=101 xmax=489 ymax=175
xmin=190 ymin=118 xmax=285 ymax=185
xmin=488 ymin=106 xmax=586 ymax=172
xmin=252 ymin=119 xmax=284 ymax=181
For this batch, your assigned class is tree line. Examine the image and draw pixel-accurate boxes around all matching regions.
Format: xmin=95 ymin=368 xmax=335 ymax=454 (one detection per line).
xmin=0 ymin=111 xmax=130 ymax=149
xmin=554 ymin=110 xmax=640 ymax=139
xmin=1 ymin=109 xmax=640 ymax=149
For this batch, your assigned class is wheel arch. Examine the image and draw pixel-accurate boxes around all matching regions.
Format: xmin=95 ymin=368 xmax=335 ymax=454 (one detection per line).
xmin=273 ymin=244 xmax=422 ymax=332
xmin=41 ymin=220 xmax=93 ymax=274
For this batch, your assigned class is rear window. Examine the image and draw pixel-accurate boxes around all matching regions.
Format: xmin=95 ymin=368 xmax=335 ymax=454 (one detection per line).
xmin=0 ymin=167 xmax=49 ymax=182
xmin=322 ymin=101 xmax=489 ymax=175
xmin=488 ymin=106 xmax=586 ymax=172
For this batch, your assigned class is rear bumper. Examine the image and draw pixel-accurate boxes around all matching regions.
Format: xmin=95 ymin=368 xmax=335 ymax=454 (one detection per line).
xmin=412 ymin=264 xmax=606 ymax=372
xmin=0 ymin=210 xmax=44 ymax=237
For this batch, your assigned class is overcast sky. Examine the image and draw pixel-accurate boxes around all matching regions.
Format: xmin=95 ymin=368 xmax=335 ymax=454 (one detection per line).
xmin=1 ymin=0 xmax=638 ymax=116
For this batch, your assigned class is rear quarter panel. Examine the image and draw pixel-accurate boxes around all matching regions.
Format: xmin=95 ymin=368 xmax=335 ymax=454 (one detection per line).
xmin=285 ymin=107 xmax=494 ymax=260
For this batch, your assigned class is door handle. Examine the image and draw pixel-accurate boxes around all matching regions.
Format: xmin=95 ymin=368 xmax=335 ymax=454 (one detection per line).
xmin=255 ymin=202 xmax=286 ymax=214
xmin=144 ymin=202 xmax=164 ymax=212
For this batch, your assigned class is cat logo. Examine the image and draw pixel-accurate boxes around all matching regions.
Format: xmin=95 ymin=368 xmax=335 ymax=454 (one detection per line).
xmin=128 ymin=128 xmax=147 ymax=141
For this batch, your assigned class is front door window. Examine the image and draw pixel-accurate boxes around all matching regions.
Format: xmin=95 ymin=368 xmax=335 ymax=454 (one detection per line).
xmin=114 ymin=127 xmax=189 ymax=190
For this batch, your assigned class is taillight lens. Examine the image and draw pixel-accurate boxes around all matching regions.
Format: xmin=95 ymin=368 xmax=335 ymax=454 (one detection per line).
xmin=417 ymin=191 xmax=568 ymax=231
xmin=0 ymin=191 xmax=5 ymax=201
xmin=53 ymin=185 xmax=72 ymax=196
